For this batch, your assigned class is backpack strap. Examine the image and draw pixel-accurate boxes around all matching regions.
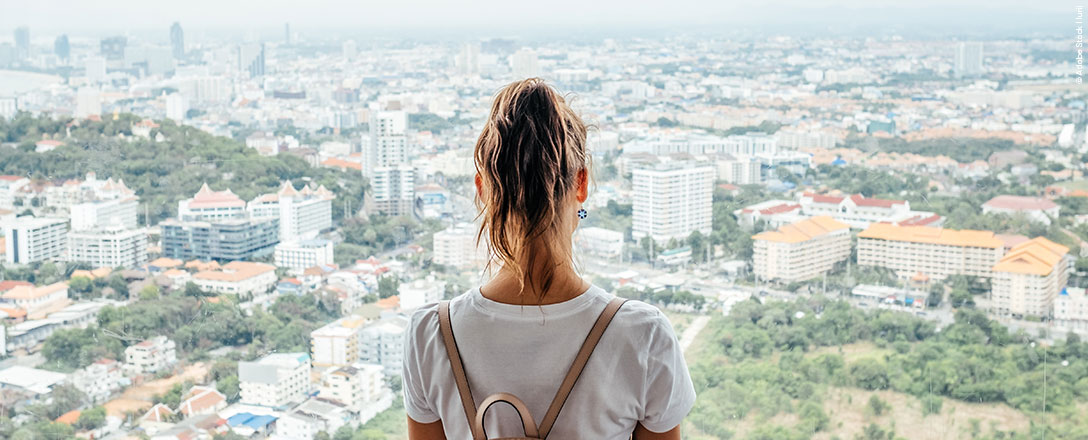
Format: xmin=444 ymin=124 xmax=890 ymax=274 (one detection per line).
xmin=438 ymin=300 xmax=480 ymax=439
xmin=537 ymin=297 xmax=627 ymax=439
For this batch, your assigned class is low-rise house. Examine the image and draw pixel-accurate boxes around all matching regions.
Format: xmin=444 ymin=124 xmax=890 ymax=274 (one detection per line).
xmin=192 ymin=261 xmax=277 ymax=297
xmin=124 ymin=336 xmax=177 ymax=375
xmin=239 ymin=352 xmax=312 ymax=408
xmin=71 ymin=358 xmax=124 ymax=403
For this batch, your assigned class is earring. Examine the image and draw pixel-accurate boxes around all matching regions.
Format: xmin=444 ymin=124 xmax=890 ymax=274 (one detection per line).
xmin=577 ymin=208 xmax=588 ymax=219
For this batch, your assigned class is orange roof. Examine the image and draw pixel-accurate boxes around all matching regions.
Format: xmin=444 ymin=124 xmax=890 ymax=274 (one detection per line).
xmin=376 ymin=296 xmax=400 ymax=309
xmin=321 ymin=157 xmax=363 ymax=171
xmin=858 ymin=223 xmax=1003 ymax=248
xmin=188 ymin=183 xmax=245 ymax=209
xmin=753 ymin=216 xmax=849 ymax=244
xmin=56 ymin=409 xmax=81 ymax=425
xmin=983 ymin=195 xmax=1058 ymax=211
xmin=0 ymin=280 xmax=33 ymax=292
xmin=993 ymin=237 xmax=1069 ymax=276
xmin=2 ymin=282 xmax=68 ymax=300
xmin=0 ymin=307 xmax=27 ymax=319
xmin=149 ymin=257 xmax=183 ymax=268
xmin=194 ymin=261 xmax=276 ymax=283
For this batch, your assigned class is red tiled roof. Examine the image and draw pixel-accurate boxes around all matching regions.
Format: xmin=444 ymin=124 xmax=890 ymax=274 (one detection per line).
xmin=0 ymin=280 xmax=33 ymax=292
xmin=983 ymin=195 xmax=1059 ymax=211
xmin=850 ymin=194 xmax=905 ymax=208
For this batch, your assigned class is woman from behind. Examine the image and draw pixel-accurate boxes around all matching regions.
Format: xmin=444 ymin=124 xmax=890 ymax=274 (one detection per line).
xmin=403 ymin=78 xmax=695 ymax=440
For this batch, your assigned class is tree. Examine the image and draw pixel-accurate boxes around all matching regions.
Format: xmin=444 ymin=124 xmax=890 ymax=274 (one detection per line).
xmin=75 ymin=406 xmax=107 ymax=430
xmin=139 ymin=284 xmax=161 ymax=300
xmin=378 ymin=275 xmax=399 ymax=299
xmin=217 ymin=375 xmax=240 ymax=403
xmin=866 ymin=395 xmax=889 ymax=416
xmin=70 ymin=276 xmax=93 ymax=295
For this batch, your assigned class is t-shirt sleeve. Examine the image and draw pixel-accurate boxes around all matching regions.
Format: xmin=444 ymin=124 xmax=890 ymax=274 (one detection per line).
xmin=638 ymin=312 xmax=697 ymax=433
xmin=402 ymin=308 xmax=441 ymax=423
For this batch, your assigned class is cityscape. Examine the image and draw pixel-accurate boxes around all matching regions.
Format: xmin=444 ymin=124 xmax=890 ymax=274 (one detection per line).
xmin=0 ymin=2 xmax=1086 ymax=439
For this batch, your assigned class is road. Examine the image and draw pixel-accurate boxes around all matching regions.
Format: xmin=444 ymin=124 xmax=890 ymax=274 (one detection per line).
xmin=679 ymin=315 xmax=710 ymax=353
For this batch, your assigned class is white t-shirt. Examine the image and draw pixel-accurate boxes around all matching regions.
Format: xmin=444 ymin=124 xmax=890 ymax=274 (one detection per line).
xmin=402 ymin=284 xmax=696 ymax=440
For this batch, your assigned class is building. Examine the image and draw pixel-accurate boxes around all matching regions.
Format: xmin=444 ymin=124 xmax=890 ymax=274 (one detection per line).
xmin=798 ymin=193 xmax=943 ymax=229
xmin=238 ymin=43 xmax=265 ymax=77
xmin=3 ymin=216 xmax=67 ymax=264
xmin=991 ymin=237 xmax=1071 ymax=318
xmin=716 ymin=155 xmax=762 ymax=185
xmin=161 ymin=218 xmax=279 ymax=262
xmin=433 ymin=223 xmax=487 ymax=268
xmin=13 ymin=27 xmax=29 ymax=60
xmin=982 ymin=195 xmax=1060 ymax=225
xmin=311 ymin=316 xmax=366 ymax=367
xmin=124 ymin=336 xmax=177 ymax=375
xmin=76 ymin=87 xmax=101 ymax=118
xmin=54 ymin=34 xmax=69 ymax=61
xmin=955 ymin=42 xmax=984 ymax=78
xmin=276 ymin=398 xmax=351 ymax=440
xmin=753 ymin=216 xmax=851 ymax=282
xmin=414 ymin=184 xmax=450 ymax=219
xmin=177 ymin=386 xmax=227 ymax=418
xmin=179 ymin=183 xmax=246 ymax=221
xmin=169 ymin=22 xmax=184 ymax=59
xmin=1 ymin=282 xmax=68 ymax=319
xmin=1055 ymin=288 xmax=1088 ymax=331
xmin=574 ymin=227 xmax=625 ymax=258
xmin=318 ymin=363 xmax=392 ymax=421
xmin=247 ymin=181 xmax=333 ymax=242
xmin=70 ymin=197 xmax=138 ymax=231
xmin=359 ymin=315 xmax=409 ymax=377
xmin=369 ymin=164 xmax=416 ymax=216
xmin=632 ymin=161 xmax=714 ymax=243
xmin=66 ymin=226 xmax=148 ymax=268
xmin=511 ymin=47 xmax=540 ymax=78
xmin=398 ymin=276 xmax=445 ymax=311
xmin=71 ymin=359 xmax=123 ymax=403
xmin=166 ymin=93 xmax=189 ymax=121
xmin=192 ymin=261 xmax=277 ymax=297
xmin=239 ymin=352 xmax=312 ymax=408
xmin=275 ymin=239 xmax=334 ymax=272
xmin=857 ymin=224 xmax=1004 ymax=281
xmin=365 ymin=104 xmax=414 ymax=215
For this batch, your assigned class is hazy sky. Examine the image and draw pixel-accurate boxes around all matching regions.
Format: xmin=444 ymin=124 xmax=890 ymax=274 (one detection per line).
xmin=0 ymin=0 xmax=1075 ymax=38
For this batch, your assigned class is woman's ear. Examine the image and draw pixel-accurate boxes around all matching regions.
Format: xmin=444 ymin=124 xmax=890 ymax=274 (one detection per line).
xmin=475 ymin=173 xmax=483 ymax=198
xmin=576 ymin=169 xmax=588 ymax=203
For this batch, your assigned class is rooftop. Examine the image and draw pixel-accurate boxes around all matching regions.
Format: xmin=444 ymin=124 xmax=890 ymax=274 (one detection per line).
xmin=753 ymin=216 xmax=850 ymax=243
xmin=858 ymin=223 xmax=1003 ymax=248
xmin=993 ymin=237 xmax=1069 ymax=276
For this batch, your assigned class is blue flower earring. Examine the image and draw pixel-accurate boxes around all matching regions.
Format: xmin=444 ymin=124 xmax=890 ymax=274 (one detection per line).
xmin=577 ymin=208 xmax=588 ymax=219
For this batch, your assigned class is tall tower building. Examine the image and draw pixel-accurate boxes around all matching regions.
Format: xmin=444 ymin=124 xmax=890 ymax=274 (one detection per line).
xmin=455 ymin=42 xmax=480 ymax=76
xmin=54 ymin=35 xmax=70 ymax=61
xmin=954 ymin=42 xmax=984 ymax=78
xmin=238 ymin=43 xmax=265 ymax=78
xmin=170 ymin=22 xmax=185 ymax=59
xmin=632 ymin=161 xmax=714 ymax=243
xmin=284 ymin=23 xmax=291 ymax=45
xmin=511 ymin=47 xmax=540 ymax=79
xmin=365 ymin=102 xmax=414 ymax=215
xmin=14 ymin=27 xmax=29 ymax=60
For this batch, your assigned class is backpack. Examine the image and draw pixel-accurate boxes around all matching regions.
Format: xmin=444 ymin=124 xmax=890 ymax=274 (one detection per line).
xmin=438 ymin=297 xmax=628 ymax=440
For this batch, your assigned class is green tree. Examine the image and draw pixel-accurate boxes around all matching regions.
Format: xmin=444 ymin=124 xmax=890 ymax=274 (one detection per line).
xmin=75 ymin=406 xmax=107 ymax=430
xmin=378 ymin=275 xmax=399 ymax=299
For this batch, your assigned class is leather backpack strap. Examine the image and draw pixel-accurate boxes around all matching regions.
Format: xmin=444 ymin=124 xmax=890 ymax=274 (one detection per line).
xmin=438 ymin=300 xmax=480 ymax=439
xmin=474 ymin=393 xmax=540 ymax=439
xmin=537 ymin=297 xmax=627 ymax=439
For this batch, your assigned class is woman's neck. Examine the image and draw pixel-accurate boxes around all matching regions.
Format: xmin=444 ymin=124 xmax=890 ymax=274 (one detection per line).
xmin=480 ymin=264 xmax=589 ymax=306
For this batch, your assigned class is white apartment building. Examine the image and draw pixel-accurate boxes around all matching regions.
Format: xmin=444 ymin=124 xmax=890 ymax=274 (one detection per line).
xmin=991 ymin=237 xmax=1071 ymax=318
xmin=574 ymin=227 xmax=625 ymax=258
xmin=753 ymin=216 xmax=851 ymax=282
xmin=398 ymin=276 xmax=445 ymax=311
xmin=857 ymin=224 xmax=1004 ymax=281
xmin=364 ymin=105 xmax=414 ymax=216
xmin=625 ymin=133 xmax=778 ymax=156
xmin=192 ymin=261 xmax=277 ymax=297
xmin=70 ymin=197 xmax=138 ymax=231
xmin=0 ymin=175 xmax=30 ymax=210
xmin=318 ymin=363 xmax=391 ymax=419
xmin=248 ymin=181 xmax=334 ymax=242
xmin=275 ymin=239 xmax=334 ymax=272
xmin=716 ymin=155 xmax=762 ymax=185
xmin=359 ymin=315 xmax=409 ymax=377
xmin=71 ymin=358 xmax=123 ymax=403
xmin=124 ymin=336 xmax=177 ymax=375
xmin=632 ymin=162 xmax=714 ymax=243
xmin=276 ymin=397 xmax=350 ymax=440
xmin=798 ymin=192 xmax=943 ymax=229
xmin=369 ymin=164 xmax=416 ymax=216
xmin=239 ymin=352 xmax=312 ymax=408
xmin=3 ymin=216 xmax=67 ymax=264
xmin=311 ymin=316 xmax=366 ymax=367
xmin=66 ymin=226 xmax=148 ymax=268
xmin=178 ymin=183 xmax=246 ymax=221
xmin=1055 ymin=288 xmax=1088 ymax=331
xmin=433 ymin=223 xmax=487 ymax=268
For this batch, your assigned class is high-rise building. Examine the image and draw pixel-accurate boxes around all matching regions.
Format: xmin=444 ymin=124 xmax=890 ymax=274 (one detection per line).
xmin=365 ymin=103 xmax=414 ymax=215
xmin=857 ymin=224 xmax=1004 ymax=281
xmin=433 ymin=223 xmax=487 ymax=269
xmin=239 ymin=353 xmax=312 ymax=408
xmin=359 ymin=315 xmax=409 ymax=377
xmin=100 ymin=36 xmax=127 ymax=60
xmin=67 ymin=226 xmax=148 ymax=268
xmin=511 ymin=47 xmax=540 ymax=79
xmin=178 ymin=183 xmax=247 ymax=222
xmin=165 ymin=93 xmax=189 ymax=120
xmin=238 ymin=43 xmax=265 ymax=78
xmin=3 ymin=216 xmax=67 ymax=264
xmin=170 ymin=22 xmax=184 ymax=59
xmin=54 ymin=35 xmax=70 ymax=61
xmin=76 ymin=87 xmax=102 ymax=118
xmin=455 ymin=42 xmax=480 ymax=76
xmin=753 ymin=216 xmax=851 ymax=282
xmin=632 ymin=162 xmax=714 ymax=243
xmin=955 ymin=42 xmax=984 ymax=78
xmin=247 ymin=181 xmax=334 ymax=242
xmin=160 ymin=218 xmax=279 ymax=262
xmin=14 ymin=27 xmax=29 ymax=60
xmin=991 ymin=237 xmax=1071 ymax=318
xmin=284 ymin=23 xmax=291 ymax=45
xmin=70 ymin=197 xmax=138 ymax=231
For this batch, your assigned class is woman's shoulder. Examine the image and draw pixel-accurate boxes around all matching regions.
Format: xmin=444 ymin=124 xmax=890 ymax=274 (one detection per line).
xmin=609 ymin=297 xmax=676 ymax=337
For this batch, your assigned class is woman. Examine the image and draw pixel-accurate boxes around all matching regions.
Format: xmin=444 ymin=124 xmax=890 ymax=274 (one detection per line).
xmin=403 ymin=78 xmax=695 ymax=439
